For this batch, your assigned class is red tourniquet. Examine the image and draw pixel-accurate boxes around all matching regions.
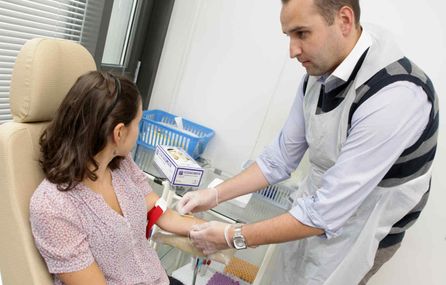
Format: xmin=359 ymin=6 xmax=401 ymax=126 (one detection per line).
xmin=146 ymin=198 xmax=167 ymax=239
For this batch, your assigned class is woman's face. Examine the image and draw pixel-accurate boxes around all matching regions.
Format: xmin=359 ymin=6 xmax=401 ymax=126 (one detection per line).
xmin=118 ymin=102 xmax=143 ymax=156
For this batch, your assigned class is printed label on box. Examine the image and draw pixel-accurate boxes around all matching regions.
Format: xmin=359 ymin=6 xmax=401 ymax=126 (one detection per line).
xmin=153 ymin=145 xmax=204 ymax=187
xmin=174 ymin=169 xmax=203 ymax=185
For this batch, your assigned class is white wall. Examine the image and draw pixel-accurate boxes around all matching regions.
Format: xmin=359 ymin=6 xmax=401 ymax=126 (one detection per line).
xmin=149 ymin=0 xmax=302 ymax=174
xmin=151 ymin=0 xmax=446 ymax=284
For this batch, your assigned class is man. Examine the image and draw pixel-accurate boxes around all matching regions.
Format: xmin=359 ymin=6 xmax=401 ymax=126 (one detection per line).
xmin=177 ymin=0 xmax=438 ymax=284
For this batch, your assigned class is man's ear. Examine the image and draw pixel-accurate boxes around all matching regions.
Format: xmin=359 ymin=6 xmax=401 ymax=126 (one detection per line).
xmin=337 ymin=6 xmax=355 ymax=35
xmin=112 ymin=123 xmax=126 ymax=144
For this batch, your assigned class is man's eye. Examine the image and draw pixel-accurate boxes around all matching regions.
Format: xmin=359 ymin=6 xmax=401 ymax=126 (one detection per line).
xmin=297 ymin=31 xmax=308 ymax=39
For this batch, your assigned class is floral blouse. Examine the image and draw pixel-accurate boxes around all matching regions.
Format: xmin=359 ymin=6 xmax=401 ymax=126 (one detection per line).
xmin=30 ymin=155 xmax=169 ymax=285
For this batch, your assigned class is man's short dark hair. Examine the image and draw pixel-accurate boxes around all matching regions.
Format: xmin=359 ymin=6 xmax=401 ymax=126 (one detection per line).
xmin=281 ymin=0 xmax=361 ymax=26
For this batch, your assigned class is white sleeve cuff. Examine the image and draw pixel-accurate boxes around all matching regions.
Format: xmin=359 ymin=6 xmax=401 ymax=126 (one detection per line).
xmin=256 ymin=154 xmax=291 ymax=185
xmin=289 ymin=196 xmax=341 ymax=239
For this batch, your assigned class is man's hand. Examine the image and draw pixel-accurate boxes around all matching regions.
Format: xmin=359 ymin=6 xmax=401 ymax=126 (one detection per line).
xmin=176 ymin=188 xmax=218 ymax=215
xmin=189 ymin=221 xmax=231 ymax=255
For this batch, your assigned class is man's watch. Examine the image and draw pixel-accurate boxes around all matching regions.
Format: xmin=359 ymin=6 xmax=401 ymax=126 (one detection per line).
xmin=232 ymin=224 xmax=247 ymax=250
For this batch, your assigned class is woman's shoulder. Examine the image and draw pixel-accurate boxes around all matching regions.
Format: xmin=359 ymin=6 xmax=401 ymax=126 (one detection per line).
xmin=114 ymin=153 xmax=152 ymax=195
xmin=30 ymin=179 xmax=76 ymax=216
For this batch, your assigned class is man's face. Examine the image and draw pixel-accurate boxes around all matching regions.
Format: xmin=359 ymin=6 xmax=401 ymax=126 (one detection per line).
xmin=281 ymin=0 xmax=345 ymax=76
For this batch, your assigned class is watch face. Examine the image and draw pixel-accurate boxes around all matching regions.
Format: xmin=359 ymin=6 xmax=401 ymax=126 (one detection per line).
xmin=233 ymin=236 xmax=247 ymax=249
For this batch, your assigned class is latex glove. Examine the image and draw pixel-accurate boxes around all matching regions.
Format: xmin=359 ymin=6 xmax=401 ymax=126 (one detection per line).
xmin=189 ymin=221 xmax=231 ymax=255
xmin=152 ymin=231 xmax=235 ymax=264
xmin=176 ymin=188 xmax=218 ymax=215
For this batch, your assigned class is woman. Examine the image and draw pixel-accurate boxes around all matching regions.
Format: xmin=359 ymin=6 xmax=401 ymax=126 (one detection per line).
xmin=30 ymin=71 xmax=196 ymax=285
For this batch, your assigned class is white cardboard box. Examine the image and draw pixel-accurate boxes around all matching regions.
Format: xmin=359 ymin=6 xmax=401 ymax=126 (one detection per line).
xmin=153 ymin=145 xmax=204 ymax=187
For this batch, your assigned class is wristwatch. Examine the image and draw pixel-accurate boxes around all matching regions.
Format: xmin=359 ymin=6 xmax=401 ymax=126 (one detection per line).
xmin=232 ymin=224 xmax=247 ymax=250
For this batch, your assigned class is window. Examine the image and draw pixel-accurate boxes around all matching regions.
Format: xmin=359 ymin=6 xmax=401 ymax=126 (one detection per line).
xmin=0 ymin=0 xmax=175 ymax=124
xmin=0 ymin=0 xmax=108 ymax=124
xmin=102 ymin=0 xmax=138 ymax=66
xmin=99 ymin=0 xmax=176 ymax=109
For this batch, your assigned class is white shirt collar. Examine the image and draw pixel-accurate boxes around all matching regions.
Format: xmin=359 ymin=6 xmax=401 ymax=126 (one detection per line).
xmin=322 ymin=29 xmax=372 ymax=84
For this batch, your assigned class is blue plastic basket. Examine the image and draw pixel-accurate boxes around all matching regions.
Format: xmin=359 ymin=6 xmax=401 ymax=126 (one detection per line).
xmin=137 ymin=109 xmax=215 ymax=159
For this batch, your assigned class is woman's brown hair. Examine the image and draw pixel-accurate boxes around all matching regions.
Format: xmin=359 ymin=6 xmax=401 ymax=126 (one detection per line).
xmin=39 ymin=71 xmax=141 ymax=191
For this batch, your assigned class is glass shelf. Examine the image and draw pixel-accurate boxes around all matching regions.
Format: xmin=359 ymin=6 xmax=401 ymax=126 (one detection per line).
xmin=133 ymin=145 xmax=289 ymax=284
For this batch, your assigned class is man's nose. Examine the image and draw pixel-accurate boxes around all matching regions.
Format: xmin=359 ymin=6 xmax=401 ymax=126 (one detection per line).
xmin=289 ymin=38 xmax=302 ymax=59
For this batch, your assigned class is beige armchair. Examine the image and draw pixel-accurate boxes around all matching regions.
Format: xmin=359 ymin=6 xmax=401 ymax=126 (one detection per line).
xmin=0 ymin=38 xmax=96 ymax=285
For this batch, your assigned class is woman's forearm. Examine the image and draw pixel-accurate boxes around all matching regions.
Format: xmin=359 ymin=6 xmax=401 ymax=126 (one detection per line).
xmin=156 ymin=209 xmax=204 ymax=236
xmin=145 ymin=190 xmax=204 ymax=236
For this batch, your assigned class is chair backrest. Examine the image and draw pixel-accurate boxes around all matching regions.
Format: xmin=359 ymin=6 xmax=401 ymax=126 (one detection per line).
xmin=0 ymin=38 xmax=96 ymax=285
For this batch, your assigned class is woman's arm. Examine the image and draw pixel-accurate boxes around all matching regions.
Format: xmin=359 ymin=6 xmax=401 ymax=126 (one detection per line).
xmin=58 ymin=262 xmax=106 ymax=285
xmin=145 ymin=192 xmax=204 ymax=236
